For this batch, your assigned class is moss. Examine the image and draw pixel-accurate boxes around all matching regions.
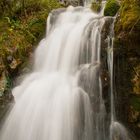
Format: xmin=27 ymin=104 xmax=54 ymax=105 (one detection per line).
xmin=104 ymin=0 xmax=120 ymax=16
xmin=91 ymin=1 xmax=102 ymax=13
xmin=115 ymin=0 xmax=140 ymax=41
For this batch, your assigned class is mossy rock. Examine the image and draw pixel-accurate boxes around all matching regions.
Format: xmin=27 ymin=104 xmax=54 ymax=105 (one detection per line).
xmin=115 ymin=0 xmax=140 ymax=42
xmin=91 ymin=2 xmax=102 ymax=13
xmin=104 ymin=0 xmax=120 ymax=16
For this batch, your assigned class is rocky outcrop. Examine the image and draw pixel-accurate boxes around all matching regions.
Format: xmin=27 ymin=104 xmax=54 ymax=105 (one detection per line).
xmin=113 ymin=0 xmax=140 ymax=138
xmin=100 ymin=0 xmax=140 ymax=138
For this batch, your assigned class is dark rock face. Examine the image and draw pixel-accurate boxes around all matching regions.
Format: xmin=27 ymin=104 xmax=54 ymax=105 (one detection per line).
xmin=113 ymin=0 xmax=140 ymax=138
xmin=0 ymin=91 xmax=13 ymax=120
xmin=113 ymin=39 xmax=140 ymax=139
xmin=101 ymin=13 xmax=140 ymax=139
xmin=101 ymin=17 xmax=114 ymax=113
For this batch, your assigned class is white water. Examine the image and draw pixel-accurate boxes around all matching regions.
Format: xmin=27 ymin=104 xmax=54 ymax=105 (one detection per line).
xmin=0 ymin=6 xmax=107 ymax=140
xmin=0 ymin=3 xmax=134 ymax=140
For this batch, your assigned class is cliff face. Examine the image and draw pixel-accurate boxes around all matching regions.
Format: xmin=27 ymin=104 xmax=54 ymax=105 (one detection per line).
xmin=114 ymin=0 xmax=140 ymax=138
xmin=102 ymin=0 xmax=140 ymax=138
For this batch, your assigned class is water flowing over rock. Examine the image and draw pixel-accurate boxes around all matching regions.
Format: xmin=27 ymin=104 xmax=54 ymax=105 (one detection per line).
xmin=0 ymin=4 xmax=135 ymax=140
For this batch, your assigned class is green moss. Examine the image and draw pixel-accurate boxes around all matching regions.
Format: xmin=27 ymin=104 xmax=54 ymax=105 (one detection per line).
xmin=115 ymin=0 xmax=140 ymax=40
xmin=104 ymin=0 xmax=120 ymax=16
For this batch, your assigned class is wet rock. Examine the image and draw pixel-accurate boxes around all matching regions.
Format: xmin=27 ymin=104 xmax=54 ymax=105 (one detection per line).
xmin=6 ymin=55 xmax=13 ymax=64
xmin=100 ymin=17 xmax=114 ymax=113
xmin=101 ymin=17 xmax=114 ymax=42
xmin=113 ymin=28 xmax=140 ymax=140
xmin=0 ymin=71 xmax=13 ymax=121
xmin=112 ymin=1 xmax=140 ymax=139
xmin=0 ymin=72 xmax=7 ymax=97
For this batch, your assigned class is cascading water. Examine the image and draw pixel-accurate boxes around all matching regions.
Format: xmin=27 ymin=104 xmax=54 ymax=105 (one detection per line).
xmin=0 ymin=2 xmax=134 ymax=140
xmin=0 ymin=6 xmax=107 ymax=140
xmin=107 ymin=18 xmax=133 ymax=140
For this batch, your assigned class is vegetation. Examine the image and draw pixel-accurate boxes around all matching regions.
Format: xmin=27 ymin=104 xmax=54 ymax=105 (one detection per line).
xmin=104 ymin=0 xmax=120 ymax=16
xmin=115 ymin=0 xmax=140 ymax=41
xmin=0 ymin=0 xmax=63 ymax=114
xmin=0 ymin=0 xmax=62 ymax=17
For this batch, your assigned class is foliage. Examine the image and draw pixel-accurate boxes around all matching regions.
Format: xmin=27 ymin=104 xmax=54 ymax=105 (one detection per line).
xmin=104 ymin=0 xmax=120 ymax=16
xmin=0 ymin=0 xmax=62 ymax=101
xmin=115 ymin=0 xmax=140 ymax=40
xmin=0 ymin=0 xmax=62 ymax=18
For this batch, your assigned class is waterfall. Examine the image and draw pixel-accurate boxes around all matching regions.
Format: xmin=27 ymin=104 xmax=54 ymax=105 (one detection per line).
xmin=107 ymin=18 xmax=134 ymax=140
xmin=0 ymin=3 xmax=133 ymax=140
